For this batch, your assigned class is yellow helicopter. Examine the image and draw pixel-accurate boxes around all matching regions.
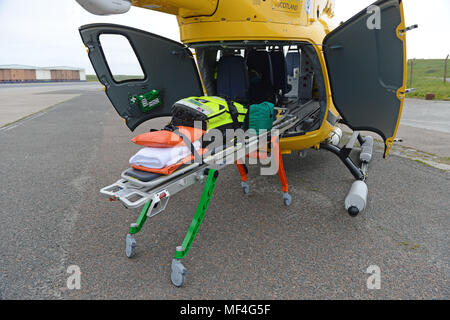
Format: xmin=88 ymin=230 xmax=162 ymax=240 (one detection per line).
xmin=76 ymin=0 xmax=415 ymax=286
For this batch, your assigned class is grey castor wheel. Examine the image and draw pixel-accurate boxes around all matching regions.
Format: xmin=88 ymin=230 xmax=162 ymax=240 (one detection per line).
xmin=241 ymin=181 xmax=250 ymax=195
xmin=171 ymin=259 xmax=187 ymax=287
xmin=126 ymin=234 xmax=137 ymax=258
xmin=283 ymin=192 xmax=292 ymax=206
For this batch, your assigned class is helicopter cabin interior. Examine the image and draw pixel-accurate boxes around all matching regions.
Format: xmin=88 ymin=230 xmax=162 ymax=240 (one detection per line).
xmin=193 ymin=42 xmax=327 ymax=138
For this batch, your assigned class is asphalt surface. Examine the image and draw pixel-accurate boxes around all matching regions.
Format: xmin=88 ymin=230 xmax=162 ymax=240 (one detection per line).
xmin=399 ymin=98 xmax=450 ymax=134
xmin=0 ymin=82 xmax=102 ymax=127
xmin=0 ymin=87 xmax=448 ymax=299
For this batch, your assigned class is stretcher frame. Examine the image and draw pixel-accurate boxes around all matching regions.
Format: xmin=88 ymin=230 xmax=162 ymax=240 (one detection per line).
xmin=100 ymin=111 xmax=299 ymax=286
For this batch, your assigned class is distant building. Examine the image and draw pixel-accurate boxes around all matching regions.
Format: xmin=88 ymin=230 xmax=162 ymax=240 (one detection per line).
xmin=0 ymin=65 xmax=86 ymax=83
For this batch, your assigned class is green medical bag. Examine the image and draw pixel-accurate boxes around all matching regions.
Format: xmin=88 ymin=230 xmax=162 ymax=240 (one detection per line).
xmin=130 ymin=89 xmax=162 ymax=113
xmin=246 ymin=101 xmax=275 ymax=134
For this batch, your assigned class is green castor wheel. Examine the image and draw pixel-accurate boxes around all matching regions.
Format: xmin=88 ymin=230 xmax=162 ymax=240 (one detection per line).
xmin=241 ymin=181 xmax=250 ymax=194
xmin=126 ymin=234 xmax=137 ymax=258
xmin=171 ymin=259 xmax=187 ymax=287
xmin=283 ymin=192 xmax=292 ymax=206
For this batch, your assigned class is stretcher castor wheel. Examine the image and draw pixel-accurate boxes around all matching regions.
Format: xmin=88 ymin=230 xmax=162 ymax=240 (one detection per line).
xmin=171 ymin=259 xmax=187 ymax=287
xmin=283 ymin=192 xmax=292 ymax=206
xmin=241 ymin=181 xmax=250 ymax=194
xmin=126 ymin=234 xmax=137 ymax=258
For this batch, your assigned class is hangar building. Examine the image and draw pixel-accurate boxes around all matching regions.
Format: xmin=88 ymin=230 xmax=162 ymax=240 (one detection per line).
xmin=0 ymin=65 xmax=86 ymax=83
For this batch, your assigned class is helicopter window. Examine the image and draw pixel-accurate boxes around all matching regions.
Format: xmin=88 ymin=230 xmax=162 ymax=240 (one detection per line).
xmin=99 ymin=34 xmax=145 ymax=83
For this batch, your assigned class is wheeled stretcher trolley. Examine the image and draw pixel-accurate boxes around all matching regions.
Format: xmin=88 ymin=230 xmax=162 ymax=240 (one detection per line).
xmin=101 ymin=112 xmax=298 ymax=287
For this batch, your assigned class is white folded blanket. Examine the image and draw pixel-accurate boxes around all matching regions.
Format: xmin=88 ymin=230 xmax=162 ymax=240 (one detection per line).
xmin=129 ymin=140 xmax=201 ymax=169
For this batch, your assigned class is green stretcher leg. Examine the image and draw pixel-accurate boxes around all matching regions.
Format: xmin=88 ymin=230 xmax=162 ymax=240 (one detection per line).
xmin=129 ymin=200 xmax=152 ymax=234
xmin=174 ymin=169 xmax=219 ymax=260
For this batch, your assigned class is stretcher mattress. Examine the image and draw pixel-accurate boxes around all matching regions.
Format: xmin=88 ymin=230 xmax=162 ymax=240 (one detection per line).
xmin=124 ymin=165 xmax=189 ymax=182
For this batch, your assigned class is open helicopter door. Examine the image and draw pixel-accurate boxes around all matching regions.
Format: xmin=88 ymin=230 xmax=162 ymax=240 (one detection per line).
xmin=79 ymin=24 xmax=203 ymax=131
xmin=323 ymin=0 xmax=407 ymax=157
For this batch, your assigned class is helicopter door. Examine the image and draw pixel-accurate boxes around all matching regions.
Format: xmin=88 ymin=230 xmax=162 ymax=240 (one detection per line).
xmin=323 ymin=0 xmax=407 ymax=156
xmin=79 ymin=24 xmax=203 ymax=131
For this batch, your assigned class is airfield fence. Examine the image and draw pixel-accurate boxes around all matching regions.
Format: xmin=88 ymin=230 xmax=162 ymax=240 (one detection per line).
xmin=407 ymin=56 xmax=450 ymax=100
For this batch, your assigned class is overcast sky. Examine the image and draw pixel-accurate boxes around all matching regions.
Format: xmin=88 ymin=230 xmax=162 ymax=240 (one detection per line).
xmin=0 ymin=0 xmax=448 ymax=74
